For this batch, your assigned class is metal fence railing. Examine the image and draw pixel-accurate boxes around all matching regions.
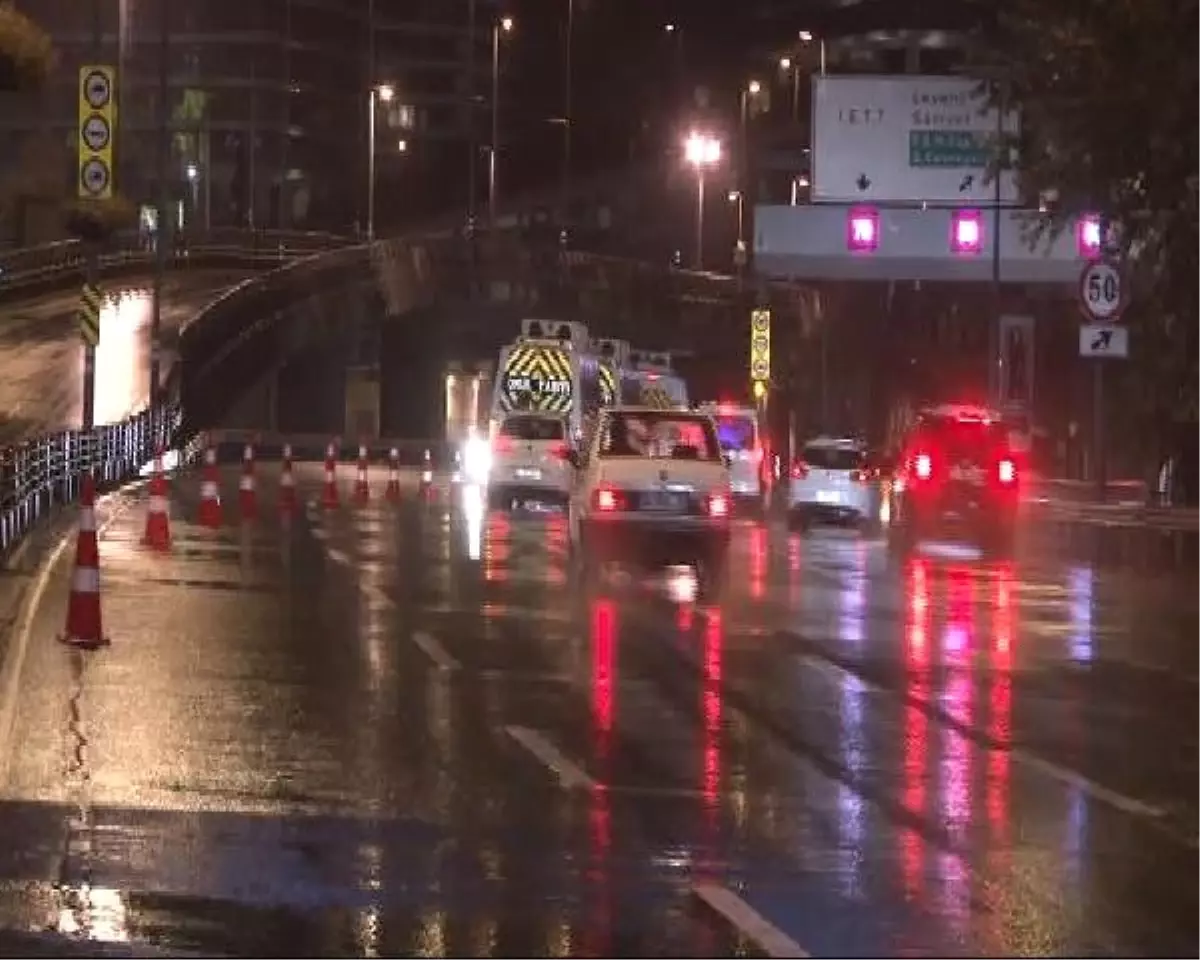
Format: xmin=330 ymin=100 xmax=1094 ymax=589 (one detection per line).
xmin=0 ymin=228 xmax=355 ymax=301
xmin=0 ymin=405 xmax=180 ymax=554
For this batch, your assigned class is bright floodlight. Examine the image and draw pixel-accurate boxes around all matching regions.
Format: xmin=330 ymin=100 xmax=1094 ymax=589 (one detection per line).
xmin=1077 ymin=215 xmax=1103 ymax=258
xmin=779 ymin=56 xmax=792 ymax=70
xmin=799 ymin=30 xmax=814 ymax=41
xmin=950 ymin=209 xmax=984 ymax=254
xmin=684 ymin=132 xmax=721 ymax=167
xmin=376 ymin=84 xmax=395 ymax=102
xmin=500 ymin=15 xmax=514 ymax=31
xmin=747 ymin=79 xmax=761 ymax=95
xmin=846 ymin=207 xmax=879 ymax=252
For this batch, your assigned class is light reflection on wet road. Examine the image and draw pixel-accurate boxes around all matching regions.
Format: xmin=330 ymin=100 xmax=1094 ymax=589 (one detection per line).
xmin=0 ymin=466 xmax=1194 ymax=957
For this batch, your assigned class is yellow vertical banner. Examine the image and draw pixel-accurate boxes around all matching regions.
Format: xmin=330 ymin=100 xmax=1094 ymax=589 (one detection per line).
xmin=78 ymin=65 xmax=116 ymax=200
xmin=749 ymin=307 xmax=771 ymax=393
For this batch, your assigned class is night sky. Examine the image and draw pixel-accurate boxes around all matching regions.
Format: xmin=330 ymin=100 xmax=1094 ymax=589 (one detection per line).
xmin=497 ymin=0 xmax=783 ymax=192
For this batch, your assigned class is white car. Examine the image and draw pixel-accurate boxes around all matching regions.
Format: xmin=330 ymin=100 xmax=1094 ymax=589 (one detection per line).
xmin=787 ymin=436 xmax=876 ymax=529
xmin=569 ymin=407 xmax=732 ymax=579
xmin=699 ymin=403 xmax=766 ymax=508
xmin=483 ymin=413 xmax=575 ymax=510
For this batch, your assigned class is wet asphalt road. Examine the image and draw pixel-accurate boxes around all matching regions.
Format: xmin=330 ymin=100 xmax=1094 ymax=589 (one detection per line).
xmin=0 ymin=464 xmax=1194 ymax=957
xmin=0 ymin=272 xmax=249 ymax=440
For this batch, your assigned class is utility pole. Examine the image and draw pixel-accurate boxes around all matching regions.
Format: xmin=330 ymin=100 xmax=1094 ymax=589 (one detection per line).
xmin=562 ymin=0 xmax=574 ymax=217
xmin=150 ymin=0 xmax=169 ymax=408
xmin=466 ymin=0 xmax=478 ymax=229
xmin=81 ymin=0 xmax=103 ymax=432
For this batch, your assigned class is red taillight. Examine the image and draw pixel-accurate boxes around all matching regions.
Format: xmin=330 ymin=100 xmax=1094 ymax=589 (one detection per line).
xmin=790 ymin=460 xmax=809 ymax=479
xmin=492 ymin=435 xmax=513 ymax=454
xmin=914 ymin=453 xmax=933 ymax=480
xmin=594 ymin=486 xmax=622 ymax=512
xmin=997 ymin=458 xmax=1016 ymax=485
xmin=548 ymin=441 xmax=570 ymax=460
xmin=706 ymin=492 xmax=730 ymax=517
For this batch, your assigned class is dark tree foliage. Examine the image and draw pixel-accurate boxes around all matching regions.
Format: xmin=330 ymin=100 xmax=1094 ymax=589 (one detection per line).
xmin=0 ymin=3 xmax=54 ymax=91
xmin=988 ymin=0 xmax=1198 ymax=451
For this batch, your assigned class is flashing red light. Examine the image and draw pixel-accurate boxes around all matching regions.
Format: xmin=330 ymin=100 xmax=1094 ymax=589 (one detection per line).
xmin=706 ymin=492 xmax=730 ymax=517
xmin=594 ymin=486 xmax=621 ymax=512
xmin=950 ymin=209 xmax=984 ymax=254
xmin=847 ymin=207 xmax=879 ymax=252
xmin=914 ymin=453 xmax=933 ymax=480
xmin=1077 ymin=215 xmax=1103 ymax=258
xmin=997 ymin=458 xmax=1016 ymax=485
xmin=790 ymin=460 xmax=809 ymax=479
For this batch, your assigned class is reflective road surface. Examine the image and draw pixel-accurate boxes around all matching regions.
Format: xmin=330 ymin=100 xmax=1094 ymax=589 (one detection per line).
xmin=0 ymin=466 xmax=1194 ymax=956
xmin=0 ymin=273 xmax=249 ymax=440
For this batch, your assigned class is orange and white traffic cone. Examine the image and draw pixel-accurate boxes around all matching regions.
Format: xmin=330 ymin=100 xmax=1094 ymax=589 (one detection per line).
xmin=385 ymin=447 xmax=401 ymax=503
xmin=278 ymin=443 xmax=297 ymax=516
xmin=142 ymin=448 xmax=171 ymax=551
xmin=198 ymin=442 xmax=223 ymax=528
xmin=238 ymin=442 xmax=258 ymax=521
xmin=60 ymin=474 xmax=108 ymax=650
xmin=321 ymin=442 xmax=340 ymax=509
xmin=354 ymin=445 xmax=370 ymax=505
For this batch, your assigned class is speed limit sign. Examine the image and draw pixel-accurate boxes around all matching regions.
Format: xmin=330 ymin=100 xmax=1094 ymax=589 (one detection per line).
xmin=1078 ymin=260 xmax=1126 ymax=322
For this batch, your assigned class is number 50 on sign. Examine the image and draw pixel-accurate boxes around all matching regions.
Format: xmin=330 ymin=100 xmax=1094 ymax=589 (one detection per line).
xmin=1078 ymin=260 xmax=1126 ymax=323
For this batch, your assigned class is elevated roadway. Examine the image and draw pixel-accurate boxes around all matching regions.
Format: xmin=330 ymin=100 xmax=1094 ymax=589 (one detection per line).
xmin=0 ymin=271 xmax=253 ymax=441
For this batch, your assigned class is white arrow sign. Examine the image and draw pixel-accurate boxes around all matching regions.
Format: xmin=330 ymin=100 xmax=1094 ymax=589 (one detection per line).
xmin=1079 ymin=323 xmax=1129 ymax=359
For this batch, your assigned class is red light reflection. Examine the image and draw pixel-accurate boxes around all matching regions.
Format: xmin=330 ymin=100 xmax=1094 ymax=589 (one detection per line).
xmin=901 ymin=557 xmax=931 ymax=899
xmin=749 ymin=525 xmax=767 ymax=599
xmin=483 ymin=512 xmax=511 ymax=583
xmin=905 ymin=558 xmax=930 ymax=665
xmin=585 ymin=599 xmax=615 ymax=955
xmin=702 ymin=610 xmax=723 ymax=810
xmin=988 ymin=564 xmax=1014 ymax=840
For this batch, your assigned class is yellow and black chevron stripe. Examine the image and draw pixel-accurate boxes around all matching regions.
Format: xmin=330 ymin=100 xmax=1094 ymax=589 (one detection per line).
xmin=641 ymin=383 xmax=674 ymax=409
xmin=501 ymin=345 xmax=574 ymax=413
xmin=598 ymin=363 xmax=617 ymax=406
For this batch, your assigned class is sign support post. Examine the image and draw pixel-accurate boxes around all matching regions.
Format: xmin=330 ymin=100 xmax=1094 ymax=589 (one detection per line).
xmin=1077 ymin=257 xmax=1129 ymax=502
xmin=77 ymin=63 xmax=117 ymax=431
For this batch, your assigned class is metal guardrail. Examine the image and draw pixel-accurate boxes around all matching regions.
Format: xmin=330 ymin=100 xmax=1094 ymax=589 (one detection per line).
xmin=0 ymin=228 xmax=355 ymax=300
xmin=0 ymin=405 xmax=179 ymax=554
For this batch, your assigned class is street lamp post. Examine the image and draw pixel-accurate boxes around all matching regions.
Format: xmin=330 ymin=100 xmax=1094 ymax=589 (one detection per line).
xmin=367 ymin=83 xmax=394 ymax=242
xmin=489 ymin=16 xmax=513 ymax=225
xmin=728 ymin=189 xmax=744 ymax=245
xmin=684 ymin=132 xmax=721 ymax=270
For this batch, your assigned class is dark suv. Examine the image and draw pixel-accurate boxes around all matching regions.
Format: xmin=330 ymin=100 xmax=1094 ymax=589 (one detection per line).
xmin=888 ymin=406 xmax=1020 ymax=553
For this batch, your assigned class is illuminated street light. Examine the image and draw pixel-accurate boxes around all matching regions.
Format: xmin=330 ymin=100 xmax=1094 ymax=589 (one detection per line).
xmin=368 ymin=83 xmax=397 ymax=241
xmin=779 ymin=56 xmax=792 ymax=70
xmin=683 ymin=132 xmax=721 ymax=269
xmin=664 ymin=22 xmax=676 ymax=33
xmin=798 ymin=30 xmax=813 ymax=42
xmin=748 ymin=79 xmax=761 ymax=96
xmin=490 ymin=16 xmax=515 ymax=224
xmin=397 ymin=139 xmax=408 ymax=153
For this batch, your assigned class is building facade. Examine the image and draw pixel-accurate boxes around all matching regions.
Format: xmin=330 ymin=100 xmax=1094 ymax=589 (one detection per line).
xmin=3 ymin=0 xmax=493 ymax=236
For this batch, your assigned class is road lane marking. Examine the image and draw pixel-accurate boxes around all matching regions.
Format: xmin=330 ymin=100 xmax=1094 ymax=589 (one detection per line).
xmin=692 ymin=883 xmax=810 ymax=959
xmin=504 ymin=725 xmax=596 ymax=791
xmin=794 ymin=652 xmax=1175 ymax=828
xmin=1008 ymin=748 xmax=1167 ymax=819
xmin=411 ymin=630 xmax=459 ymax=672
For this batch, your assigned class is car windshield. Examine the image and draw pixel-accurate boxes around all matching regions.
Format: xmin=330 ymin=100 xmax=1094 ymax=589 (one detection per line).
xmin=803 ymin=444 xmax=865 ymax=471
xmin=500 ymin=415 xmax=566 ymax=441
xmin=598 ymin=412 xmax=720 ymax=461
xmin=715 ymin=415 xmax=757 ymax=452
